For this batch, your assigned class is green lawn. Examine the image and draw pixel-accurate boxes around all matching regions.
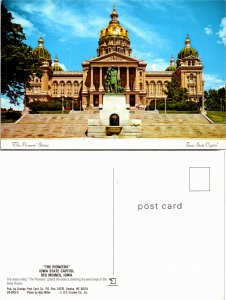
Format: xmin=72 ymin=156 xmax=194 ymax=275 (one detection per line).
xmin=207 ymin=111 xmax=226 ymax=123
xmin=158 ymin=110 xmax=199 ymax=114
xmin=36 ymin=110 xmax=70 ymax=114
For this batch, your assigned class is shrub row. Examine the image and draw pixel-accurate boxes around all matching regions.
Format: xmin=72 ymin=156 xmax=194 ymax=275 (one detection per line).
xmin=146 ymin=100 xmax=199 ymax=111
xmin=27 ymin=99 xmax=82 ymax=113
xmin=1 ymin=111 xmax=21 ymax=122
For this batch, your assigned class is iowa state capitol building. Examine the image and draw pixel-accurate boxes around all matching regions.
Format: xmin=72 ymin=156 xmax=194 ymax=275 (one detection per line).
xmin=26 ymin=6 xmax=204 ymax=110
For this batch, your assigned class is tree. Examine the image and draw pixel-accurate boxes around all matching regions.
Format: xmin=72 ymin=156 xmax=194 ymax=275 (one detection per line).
xmin=204 ymin=87 xmax=226 ymax=111
xmin=164 ymin=76 xmax=189 ymax=102
xmin=218 ymin=87 xmax=226 ymax=111
xmin=1 ymin=3 xmax=42 ymax=105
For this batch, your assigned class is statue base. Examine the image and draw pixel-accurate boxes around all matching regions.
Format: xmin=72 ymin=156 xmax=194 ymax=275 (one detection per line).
xmin=87 ymin=94 xmax=141 ymax=138
xmin=99 ymin=94 xmax=129 ymax=125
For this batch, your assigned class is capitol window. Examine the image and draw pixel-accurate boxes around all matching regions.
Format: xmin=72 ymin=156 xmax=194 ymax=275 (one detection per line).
xmin=74 ymin=82 xmax=79 ymax=95
xmin=34 ymin=86 xmax=40 ymax=93
xmin=150 ymin=82 xmax=155 ymax=95
xmin=60 ymin=82 xmax=64 ymax=95
xmin=53 ymin=82 xmax=58 ymax=95
xmin=189 ymin=86 xmax=196 ymax=94
xmin=189 ymin=74 xmax=194 ymax=83
xmin=157 ymin=82 xmax=162 ymax=95
xmin=67 ymin=82 xmax=72 ymax=95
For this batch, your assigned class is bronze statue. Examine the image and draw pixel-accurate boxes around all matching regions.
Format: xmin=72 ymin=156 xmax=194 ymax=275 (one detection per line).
xmin=104 ymin=67 xmax=124 ymax=93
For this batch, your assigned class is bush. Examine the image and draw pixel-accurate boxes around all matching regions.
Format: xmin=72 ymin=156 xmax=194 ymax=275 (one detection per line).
xmin=28 ymin=100 xmax=61 ymax=113
xmin=1 ymin=110 xmax=21 ymax=122
xmin=27 ymin=99 xmax=83 ymax=113
xmin=146 ymin=100 xmax=199 ymax=112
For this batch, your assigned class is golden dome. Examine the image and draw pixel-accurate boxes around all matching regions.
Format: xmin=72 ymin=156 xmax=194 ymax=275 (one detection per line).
xmin=98 ymin=6 xmax=131 ymax=57
xmin=100 ymin=6 xmax=129 ymax=39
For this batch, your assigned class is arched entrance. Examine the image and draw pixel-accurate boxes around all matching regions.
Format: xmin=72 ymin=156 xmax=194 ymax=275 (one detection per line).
xmin=109 ymin=113 xmax=120 ymax=126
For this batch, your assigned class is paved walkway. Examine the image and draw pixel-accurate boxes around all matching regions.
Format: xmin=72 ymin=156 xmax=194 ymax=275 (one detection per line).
xmin=1 ymin=111 xmax=225 ymax=139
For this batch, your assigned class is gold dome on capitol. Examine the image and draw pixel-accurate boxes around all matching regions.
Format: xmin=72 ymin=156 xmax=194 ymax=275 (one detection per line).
xmin=98 ymin=6 xmax=131 ymax=56
xmin=100 ymin=5 xmax=129 ymax=40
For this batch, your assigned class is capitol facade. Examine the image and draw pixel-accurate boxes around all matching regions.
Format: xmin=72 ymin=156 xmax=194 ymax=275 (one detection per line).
xmin=26 ymin=6 xmax=204 ymax=110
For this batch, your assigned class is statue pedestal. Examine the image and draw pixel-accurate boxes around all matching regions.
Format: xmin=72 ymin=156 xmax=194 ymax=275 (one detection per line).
xmin=87 ymin=94 xmax=141 ymax=138
xmin=100 ymin=95 xmax=129 ymax=125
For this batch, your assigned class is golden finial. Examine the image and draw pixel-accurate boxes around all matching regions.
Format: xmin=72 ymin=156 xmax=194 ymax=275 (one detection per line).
xmin=111 ymin=4 xmax=118 ymax=21
xmin=38 ymin=36 xmax=44 ymax=47
xmin=54 ymin=55 xmax=58 ymax=63
xmin=185 ymin=34 xmax=190 ymax=47
xmin=170 ymin=55 xmax=175 ymax=65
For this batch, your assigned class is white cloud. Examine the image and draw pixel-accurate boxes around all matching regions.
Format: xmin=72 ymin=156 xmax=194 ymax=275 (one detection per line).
xmin=203 ymin=73 xmax=225 ymax=90
xmin=59 ymin=63 xmax=67 ymax=71
xmin=204 ymin=25 xmax=213 ymax=35
xmin=132 ymin=49 xmax=152 ymax=64
xmin=59 ymin=37 xmax=65 ymax=43
xmin=149 ymin=58 xmax=169 ymax=71
xmin=123 ymin=0 xmax=188 ymax=12
xmin=217 ymin=17 xmax=226 ymax=45
xmin=1 ymin=97 xmax=24 ymax=111
xmin=13 ymin=0 xmax=168 ymax=47
xmin=11 ymin=11 xmax=35 ymax=36
xmin=133 ymin=49 xmax=169 ymax=71
xmin=122 ymin=18 xmax=168 ymax=49
xmin=123 ymin=20 xmax=150 ymax=41
xmin=14 ymin=0 xmax=106 ymax=39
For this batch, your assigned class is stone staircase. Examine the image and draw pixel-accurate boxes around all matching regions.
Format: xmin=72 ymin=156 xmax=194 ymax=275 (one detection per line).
xmin=1 ymin=111 xmax=99 ymax=138
xmin=131 ymin=112 xmax=225 ymax=138
xmin=132 ymin=112 xmax=208 ymax=124
xmin=1 ymin=111 xmax=225 ymax=139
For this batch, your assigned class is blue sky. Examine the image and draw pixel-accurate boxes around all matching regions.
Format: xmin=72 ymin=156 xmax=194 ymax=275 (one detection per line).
xmin=2 ymin=0 xmax=226 ymax=109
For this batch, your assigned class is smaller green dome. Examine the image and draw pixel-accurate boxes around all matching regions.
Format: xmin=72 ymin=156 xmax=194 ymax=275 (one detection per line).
xmin=33 ymin=37 xmax=51 ymax=60
xmin=178 ymin=34 xmax=198 ymax=59
xmin=52 ymin=65 xmax=63 ymax=71
xmin=166 ymin=65 xmax=176 ymax=71
xmin=166 ymin=56 xmax=176 ymax=71
xmin=52 ymin=56 xmax=64 ymax=71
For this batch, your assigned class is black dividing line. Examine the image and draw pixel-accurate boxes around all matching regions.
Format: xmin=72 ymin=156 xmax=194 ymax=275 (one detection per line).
xmin=113 ymin=167 xmax=115 ymax=277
